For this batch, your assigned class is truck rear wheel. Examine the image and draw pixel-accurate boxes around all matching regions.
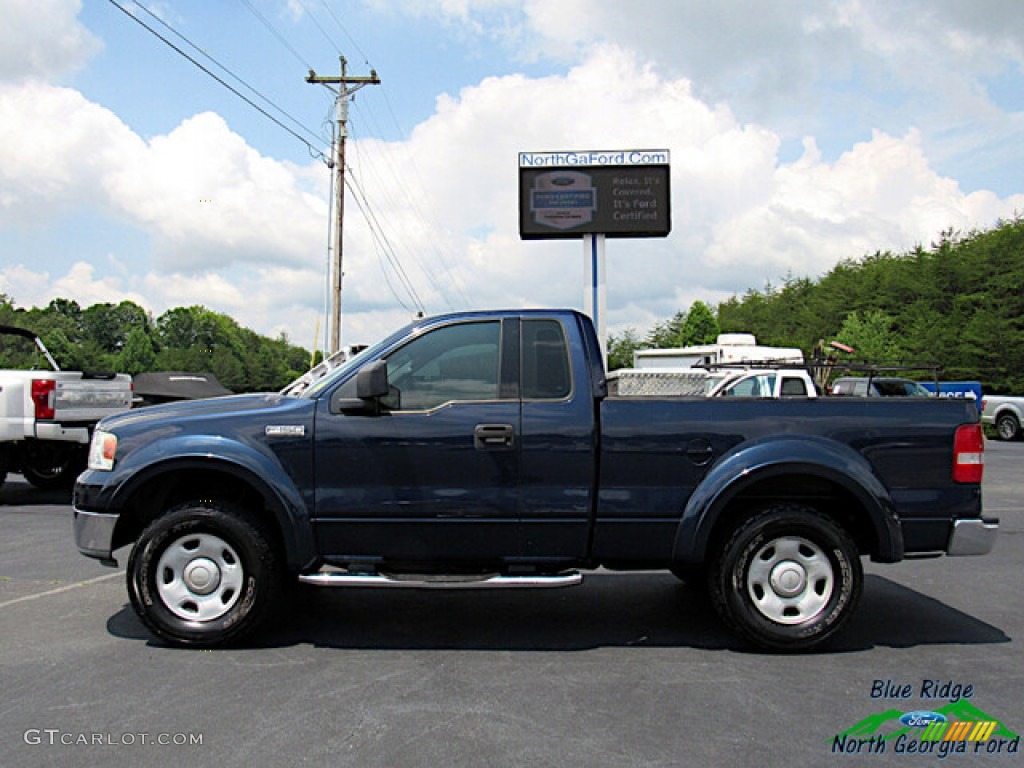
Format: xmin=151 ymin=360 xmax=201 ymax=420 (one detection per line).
xmin=127 ymin=501 xmax=281 ymax=648
xmin=709 ymin=505 xmax=862 ymax=651
xmin=22 ymin=442 xmax=86 ymax=490
xmin=995 ymin=413 xmax=1020 ymax=441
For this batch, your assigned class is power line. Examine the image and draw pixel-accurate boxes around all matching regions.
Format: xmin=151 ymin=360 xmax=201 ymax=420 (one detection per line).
xmin=367 ymin=93 xmax=472 ymax=306
xmin=237 ymin=0 xmax=314 ymax=70
xmin=289 ymin=0 xmax=342 ymax=58
xmin=347 ymin=121 xmax=458 ymax=311
xmin=314 ymin=0 xmax=374 ymax=66
xmin=109 ymin=0 xmax=329 ymax=162
xmin=350 ymin=99 xmax=473 ymax=308
xmin=346 ymin=171 xmax=426 ymax=315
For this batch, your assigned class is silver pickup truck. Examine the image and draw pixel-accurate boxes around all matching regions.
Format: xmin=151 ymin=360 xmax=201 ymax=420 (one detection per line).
xmin=0 ymin=325 xmax=132 ymax=489
xmin=981 ymin=395 xmax=1024 ymax=440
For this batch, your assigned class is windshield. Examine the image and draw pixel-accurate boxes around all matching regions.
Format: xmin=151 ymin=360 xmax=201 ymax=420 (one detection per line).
xmin=300 ymin=321 xmax=417 ymax=399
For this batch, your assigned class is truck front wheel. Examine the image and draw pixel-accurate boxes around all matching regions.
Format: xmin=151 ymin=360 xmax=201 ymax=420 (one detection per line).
xmin=127 ymin=502 xmax=281 ymax=648
xmin=709 ymin=505 xmax=862 ymax=651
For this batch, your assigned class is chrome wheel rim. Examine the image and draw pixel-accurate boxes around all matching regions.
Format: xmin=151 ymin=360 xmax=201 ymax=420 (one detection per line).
xmin=997 ymin=418 xmax=1016 ymax=440
xmin=746 ymin=535 xmax=833 ymax=625
xmin=156 ymin=533 xmax=243 ymax=622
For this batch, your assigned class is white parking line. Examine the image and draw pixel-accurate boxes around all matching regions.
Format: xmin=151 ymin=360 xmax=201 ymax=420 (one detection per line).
xmin=0 ymin=571 xmax=123 ymax=610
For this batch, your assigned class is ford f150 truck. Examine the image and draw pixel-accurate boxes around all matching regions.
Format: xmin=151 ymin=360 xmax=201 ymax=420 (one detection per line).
xmin=980 ymin=395 xmax=1024 ymax=440
xmin=1 ymin=325 xmax=133 ymax=489
xmin=72 ymin=310 xmax=997 ymax=651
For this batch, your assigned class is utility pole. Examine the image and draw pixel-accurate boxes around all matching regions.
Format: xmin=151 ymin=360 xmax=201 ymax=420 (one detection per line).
xmin=306 ymin=56 xmax=380 ymax=355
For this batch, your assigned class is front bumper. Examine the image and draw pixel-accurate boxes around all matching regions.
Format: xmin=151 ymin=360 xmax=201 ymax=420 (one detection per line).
xmin=947 ymin=517 xmax=1000 ymax=556
xmin=73 ymin=507 xmax=119 ymax=562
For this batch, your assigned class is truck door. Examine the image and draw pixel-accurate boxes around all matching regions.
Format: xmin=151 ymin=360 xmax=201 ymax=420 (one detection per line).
xmin=518 ymin=317 xmax=596 ymax=560
xmin=312 ymin=318 xmax=521 ymax=563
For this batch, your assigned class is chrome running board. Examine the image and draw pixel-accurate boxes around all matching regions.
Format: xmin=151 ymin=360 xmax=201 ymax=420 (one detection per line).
xmin=297 ymin=571 xmax=583 ymax=589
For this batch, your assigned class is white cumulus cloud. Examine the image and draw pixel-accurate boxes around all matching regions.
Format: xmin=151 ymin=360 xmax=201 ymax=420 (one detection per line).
xmin=0 ymin=0 xmax=100 ymax=82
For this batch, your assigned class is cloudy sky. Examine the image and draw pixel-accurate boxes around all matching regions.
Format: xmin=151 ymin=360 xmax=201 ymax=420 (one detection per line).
xmin=2 ymin=0 xmax=1023 ymax=351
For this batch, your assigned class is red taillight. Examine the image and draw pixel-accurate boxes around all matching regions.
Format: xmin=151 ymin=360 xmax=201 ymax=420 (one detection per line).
xmin=952 ymin=423 xmax=984 ymax=484
xmin=31 ymin=379 xmax=56 ymax=420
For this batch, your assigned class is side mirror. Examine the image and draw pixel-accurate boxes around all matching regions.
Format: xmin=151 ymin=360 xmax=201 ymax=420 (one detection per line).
xmin=331 ymin=360 xmax=389 ymax=414
xmin=356 ymin=360 xmax=389 ymax=399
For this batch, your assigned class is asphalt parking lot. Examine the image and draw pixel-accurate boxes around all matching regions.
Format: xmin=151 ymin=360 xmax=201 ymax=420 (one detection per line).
xmin=1 ymin=441 xmax=1021 ymax=768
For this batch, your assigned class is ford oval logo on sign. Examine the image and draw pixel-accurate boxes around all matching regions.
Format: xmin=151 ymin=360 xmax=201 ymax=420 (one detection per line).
xmin=900 ymin=711 xmax=948 ymax=728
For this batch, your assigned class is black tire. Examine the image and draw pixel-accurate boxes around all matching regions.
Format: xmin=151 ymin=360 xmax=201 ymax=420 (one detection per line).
xmin=21 ymin=441 xmax=86 ymax=490
xmin=995 ymin=413 xmax=1020 ymax=441
xmin=709 ymin=505 xmax=862 ymax=651
xmin=127 ymin=501 xmax=281 ymax=648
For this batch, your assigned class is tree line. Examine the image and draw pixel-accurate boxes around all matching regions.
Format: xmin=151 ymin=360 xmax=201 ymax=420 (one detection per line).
xmin=0 ymin=296 xmax=314 ymax=392
xmin=609 ymin=217 xmax=1024 ymax=394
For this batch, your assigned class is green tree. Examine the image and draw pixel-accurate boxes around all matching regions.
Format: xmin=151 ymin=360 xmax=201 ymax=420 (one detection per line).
xmin=117 ymin=327 xmax=158 ymax=375
xmin=83 ymin=301 xmax=150 ymax=353
xmin=645 ymin=310 xmax=687 ymax=348
xmin=678 ymin=301 xmax=719 ymax=346
xmin=607 ymin=328 xmax=642 ymax=371
xmin=39 ymin=329 xmax=85 ymax=370
xmin=246 ymin=346 xmax=286 ymax=391
xmin=209 ymin=347 xmax=247 ymax=391
xmin=834 ymin=310 xmax=903 ymax=362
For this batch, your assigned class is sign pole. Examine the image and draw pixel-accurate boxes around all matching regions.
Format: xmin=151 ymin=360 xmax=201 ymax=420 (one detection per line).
xmin=582 ymin=233 xmax=607 ymax=367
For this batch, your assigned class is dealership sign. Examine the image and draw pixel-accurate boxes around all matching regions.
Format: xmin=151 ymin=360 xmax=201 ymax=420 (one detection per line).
xmin=519 ymin=150 xmax=671 ymax=239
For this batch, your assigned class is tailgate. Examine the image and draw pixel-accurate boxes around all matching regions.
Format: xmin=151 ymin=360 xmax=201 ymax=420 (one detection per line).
xmin=53 ymin=375 xmax=133 ymax=422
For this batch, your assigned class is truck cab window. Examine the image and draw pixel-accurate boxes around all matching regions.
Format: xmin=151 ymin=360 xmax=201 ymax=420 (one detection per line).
xmin=724 ymin=373 xmax=775 ymax=397
xmin=522 ymin=319 xmax=571 ymax=400
xmin=781 ymin=377 xmax=808 ymax=396
xmin=382 ymin=321 xmax=501 ymax=411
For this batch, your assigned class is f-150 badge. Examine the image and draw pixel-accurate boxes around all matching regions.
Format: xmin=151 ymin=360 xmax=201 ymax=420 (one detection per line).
xmin=265 ymin=425 xmax=305 ymax=437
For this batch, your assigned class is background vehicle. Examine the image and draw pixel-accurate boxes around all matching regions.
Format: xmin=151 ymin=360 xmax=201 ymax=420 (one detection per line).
xmin=633 ymin=333 xmax=803 ymax=369
xmin=831 ymin=376 xmax=933 ymax=397
xmin=132 ymin=371 xmax=231 ymax=407
xmin=607 ymin=367 xmax=817 ymax=398
xmin=706 ymin=368 xmax=817 ymax=397
xmin=74 ymin=310 xmax=994 ymax=652
xmin=0 ymin=325 xmax=132 ymax=489
xmin=981 ymin=395 xmax=1024 ymax=440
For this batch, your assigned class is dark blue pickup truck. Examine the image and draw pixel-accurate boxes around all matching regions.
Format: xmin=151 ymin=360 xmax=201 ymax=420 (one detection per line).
xmin=73 ymin=309 xmax=997 ymax=650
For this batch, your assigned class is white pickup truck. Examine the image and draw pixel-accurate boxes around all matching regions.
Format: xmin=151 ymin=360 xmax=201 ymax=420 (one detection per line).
xmin=0 ymin=325 xmax=133 ymax=489
xmin=608 ymin=367 xmax=818 ymax=398
xmin=981 ymin=395 xmax=1024 ymax=441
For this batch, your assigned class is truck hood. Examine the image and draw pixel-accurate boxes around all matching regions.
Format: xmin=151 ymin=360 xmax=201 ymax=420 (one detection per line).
xmin=97 ymin=393 xmax=304 ymax=432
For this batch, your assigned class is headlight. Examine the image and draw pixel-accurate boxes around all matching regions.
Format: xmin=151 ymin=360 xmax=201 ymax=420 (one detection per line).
xmin=88 ymin=430 xmax=118 ymax=471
